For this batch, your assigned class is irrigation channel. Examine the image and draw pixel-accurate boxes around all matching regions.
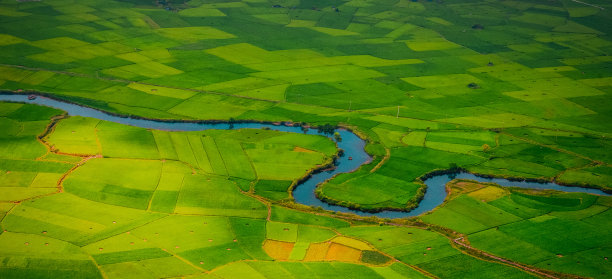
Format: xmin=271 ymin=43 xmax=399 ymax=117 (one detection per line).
xmin=2 ymin=94 xmax=609 ymax=219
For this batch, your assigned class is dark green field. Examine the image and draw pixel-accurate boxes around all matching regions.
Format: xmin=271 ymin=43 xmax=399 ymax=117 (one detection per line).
xmin=0 ymin=0 xmax=611 ymax=278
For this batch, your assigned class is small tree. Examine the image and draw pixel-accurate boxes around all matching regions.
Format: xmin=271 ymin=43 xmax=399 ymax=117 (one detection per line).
xmin=482 ymin=143 xmax=490 ymax=152
xmin=317 ymin=123 xmax=336 ymax=135
xmin=334 ymin=132 xmax=342 ymax=142
xmin=228 ymin=117 xmax=236 ymax=129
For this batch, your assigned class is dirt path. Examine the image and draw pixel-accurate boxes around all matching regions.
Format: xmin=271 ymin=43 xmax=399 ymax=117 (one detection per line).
xmin=271 ymin=200 xmax=585 ymax=279
xmin=238 ymin=190 xmax=272 ymax=221
xmin=10 ymin=88 xmax=593 ymax=279
xmin=8 ymin=115 xmax=101 ymax=204
xmin=451 ymin=236 xmax=584 ymax=279
xmin=56 ymin=154 xmax=102 ymax=193
xmin=370 ymin=148 xmax=390 ymax=173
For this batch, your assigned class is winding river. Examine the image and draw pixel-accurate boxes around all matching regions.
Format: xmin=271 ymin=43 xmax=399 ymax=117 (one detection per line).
xmin=1 ymin=94 xmax=609 ymax=219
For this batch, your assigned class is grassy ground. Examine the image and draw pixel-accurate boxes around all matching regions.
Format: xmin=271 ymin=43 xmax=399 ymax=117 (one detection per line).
xmin=419 ymin=180 xmax=612 ymax=278
xmin=1 ymin=0 xmax=611 ymax=277
xmin=0 ymin=103 xmax=555 ymax=279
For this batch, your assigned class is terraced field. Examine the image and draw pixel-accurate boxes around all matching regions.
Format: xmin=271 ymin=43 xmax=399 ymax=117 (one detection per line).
xmin=0 ymin=0 xmax=611 ymax=278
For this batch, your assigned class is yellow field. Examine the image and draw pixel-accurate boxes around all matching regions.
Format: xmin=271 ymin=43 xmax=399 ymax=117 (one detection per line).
xmin=263 ymin=240 xmax=294 ymax=260
xmin=468 ymin=186 xmax=508 ymax=202
xmin=303 ymin=242 xmax=330 ymax=261
xmin=325 ymin=243 xmax=362 ymax=262
xmin=331 ymin=236 xmax=372 ymax=251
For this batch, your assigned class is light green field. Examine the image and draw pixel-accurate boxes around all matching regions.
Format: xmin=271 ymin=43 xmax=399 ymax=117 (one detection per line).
xmin=1 ymin=0 xmax=612 ymax=278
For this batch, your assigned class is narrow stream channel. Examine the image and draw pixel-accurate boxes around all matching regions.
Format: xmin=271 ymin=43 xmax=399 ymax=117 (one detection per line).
xmin=1 ymin=94 xmax=609 ymax=219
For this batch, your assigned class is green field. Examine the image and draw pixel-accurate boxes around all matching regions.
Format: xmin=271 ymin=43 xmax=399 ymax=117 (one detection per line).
xmin=419 ymin=180 xmax=612 ymax=278
xmin=1 ymin=0 xmax=611 ymax=278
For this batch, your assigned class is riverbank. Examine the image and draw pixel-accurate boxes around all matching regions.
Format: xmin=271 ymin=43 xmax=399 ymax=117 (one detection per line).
xmin=1 ymin=93 xmax=608 ymax=220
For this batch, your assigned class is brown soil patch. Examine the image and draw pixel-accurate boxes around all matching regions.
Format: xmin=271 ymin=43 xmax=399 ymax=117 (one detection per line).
xmin=293 ymin=146 xmax=315 ymax=153
xmin=263 ymin=239 xmax=294 ymax=260
xmin=325 ymin=243 xmax=362 ymax=262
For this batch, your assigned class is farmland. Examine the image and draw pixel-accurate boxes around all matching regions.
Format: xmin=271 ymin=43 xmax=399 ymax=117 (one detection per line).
xmin=1 ymin=0 xmax=611 ymax=278
xmin=418 ymin=180 xmax=612 ymax=278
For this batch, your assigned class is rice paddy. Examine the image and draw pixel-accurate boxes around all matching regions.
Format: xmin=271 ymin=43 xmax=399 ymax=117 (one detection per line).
xmin=1 ymin=0 xmax=611 ymax=278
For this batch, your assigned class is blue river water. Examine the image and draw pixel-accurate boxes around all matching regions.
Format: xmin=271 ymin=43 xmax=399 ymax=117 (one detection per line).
xmin=1 ymin=94 xmax=608 ymax=218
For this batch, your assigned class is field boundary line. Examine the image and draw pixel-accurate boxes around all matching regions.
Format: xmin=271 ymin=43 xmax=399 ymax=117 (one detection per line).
xmin=211 ymin=137 xmax=230 ymax=176
xmin=186 ymin=134 xmax=203 ymax=172
xmin=553 ymin=162 xmax=599 ymax=182
xmin=84 ymin=252 xmax=110 ymax=279
xmin=239 ymin=191 xmax=272 ymax=221
xmin=239 ymin=142 xmax=258 ymax=181
xmin=0 ymin=63 xmax=282 ymax=104
xmin=196 ymin=135 xmax=214 ymax=174
xmin=146 ymin=161 xmax=165 ymax=211
xmin=3 ymin=63 xmax=539 ymax=130
xmin=407 ymin=264 xmax=439 ymax=279
xmin=571 ymin=0 xmax=605 ymax=10
xmin=577 ymin=206 xmax=609 ymax=221
xmin=82 ymin=214 xmax=170 ymax=249
xmin=500 ymin=132 xmax=605 ymax=165
xmin=93 ymin=120 xmax=103 ymax=155
xmin=451 ymin=235 xmax=586 ymax=279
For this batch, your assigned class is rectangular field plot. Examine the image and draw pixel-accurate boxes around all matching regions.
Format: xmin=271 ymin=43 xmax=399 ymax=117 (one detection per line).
xmin=187 ymin=134 xmax=214 ymax=173
xmin=402 ymin=74 xmax=481 ymax=88
xmin=46 ymin=116 xmax=100 ymax=155
xmin=266 ymin=221 xmax=298 ymax=242
xmin=97 ymin=121 xmax=159 ymax=159
xmin=200 ymin=136 xmax=228 ymax=175
xmin=2 ymin=193 xmax=164 ymax=245
xmin=250 ymin=65 xmax=385 ymax=85
xmin=106 ymin=61 xmax=183 ymax=79
xmin=167 ymin=94 xmax=273 ymax=119
xmin=533 ymin=246 xmax=612 ymax=279
xmin=151 ymin=130 xmax=178 ymax=160
xmin=229 ymin=217 xmax=270 ymax=260
xmin=421 ymin=195 xmax=522 ymax=234
xmin=469 ymin=229 xmax=556 ymax=264
xmin=156 ymin=27 xmax=234 ymax=42
xmin=270 ymin=205 xmax=350 ymax=228
xmin=168 ymin=133 xmax=199 ymax=168
xmin=100 ymin=256 xmax=200 ymax=279
xmin=498 ymin=216 xmax=608 ymax=255
xmin=174 ymin=175 xmax=267 ymax=218
xmin=216 ymin=139 xmax=255 ymax=180
xmin=179 ymin=7 xmax=227 ymax=17
xmin=417 ymin=253 xmax=536 ymax=279
xmin=253 ymin=180 xmax=290 ymax=201
xmin=127 ymin=83 xmax=195 ymax=99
